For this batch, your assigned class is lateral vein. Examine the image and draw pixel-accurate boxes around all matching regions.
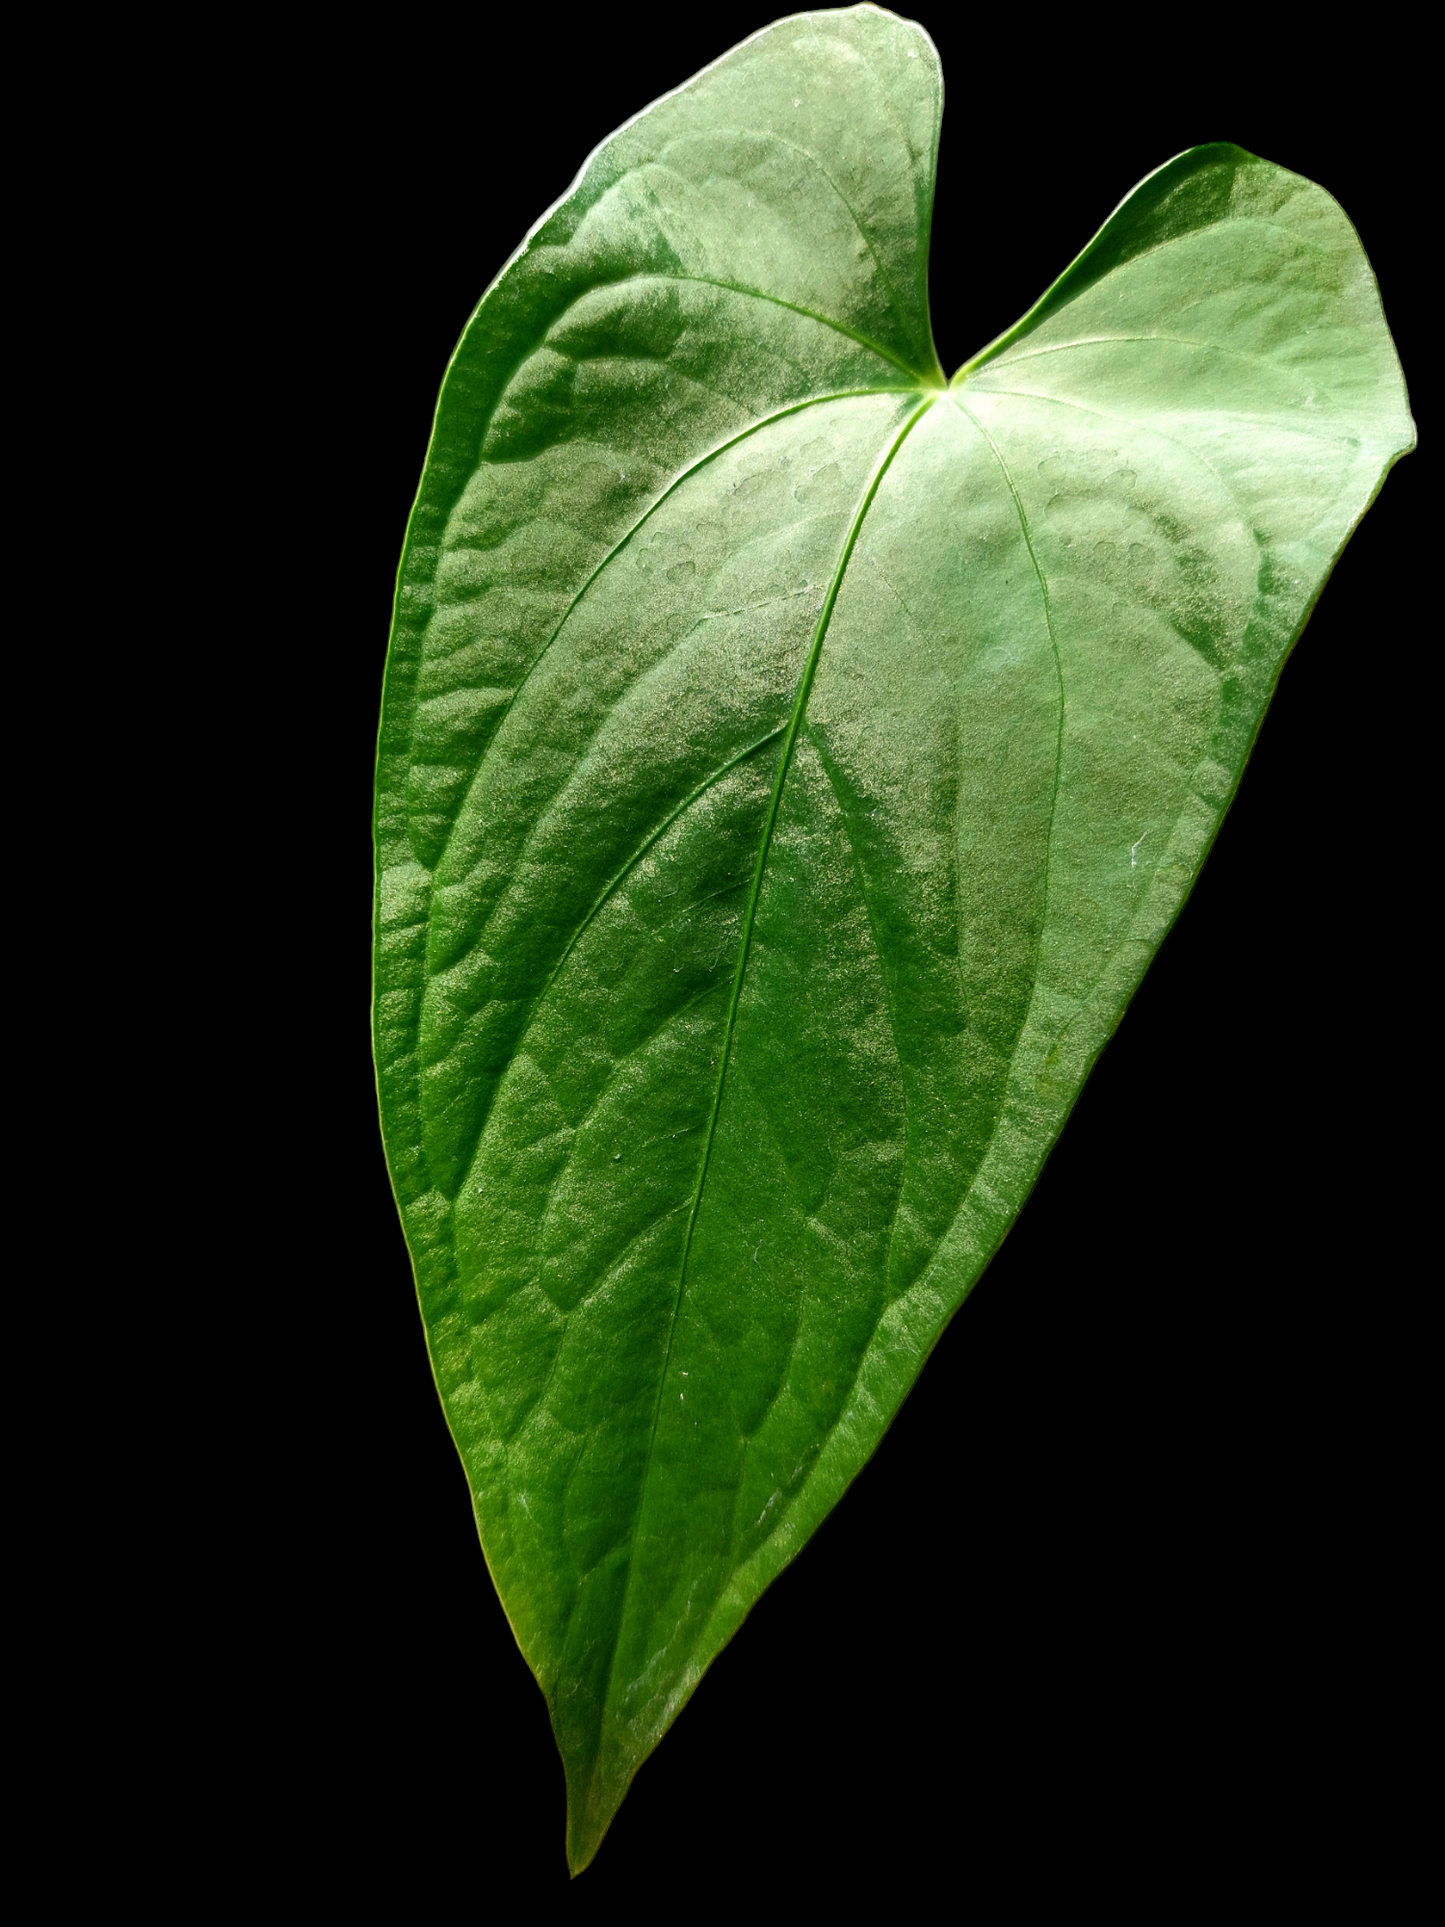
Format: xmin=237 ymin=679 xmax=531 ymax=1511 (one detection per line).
xmin=425 ymin=387 xmax=919 ymax=890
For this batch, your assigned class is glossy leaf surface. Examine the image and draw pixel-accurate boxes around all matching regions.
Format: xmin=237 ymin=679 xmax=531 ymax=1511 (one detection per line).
xmin=372 ymin=5 xmax=1412 ymax=1869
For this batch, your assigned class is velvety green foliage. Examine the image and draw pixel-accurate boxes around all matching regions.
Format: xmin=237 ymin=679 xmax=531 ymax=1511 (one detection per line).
xmin=373 ymin=5 xmax=1412 ymax=1870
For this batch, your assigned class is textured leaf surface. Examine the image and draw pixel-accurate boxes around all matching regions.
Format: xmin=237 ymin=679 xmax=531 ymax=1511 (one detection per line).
xmin=373 ymin=4 xmax=1412 ymax=1869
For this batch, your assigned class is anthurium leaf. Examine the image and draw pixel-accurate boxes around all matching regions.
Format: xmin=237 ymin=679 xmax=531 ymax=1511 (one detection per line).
xmin=373 ymin=4 xmax=1412 ymax=1871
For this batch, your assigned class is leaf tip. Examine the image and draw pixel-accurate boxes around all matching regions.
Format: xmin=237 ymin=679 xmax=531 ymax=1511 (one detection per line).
xmin=564 ymin=1796 xmax=614 ymax=1878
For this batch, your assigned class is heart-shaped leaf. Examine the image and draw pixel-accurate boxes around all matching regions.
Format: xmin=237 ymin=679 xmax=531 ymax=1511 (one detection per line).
xmin=373 ymin=5 xmax=1412 ymax=1870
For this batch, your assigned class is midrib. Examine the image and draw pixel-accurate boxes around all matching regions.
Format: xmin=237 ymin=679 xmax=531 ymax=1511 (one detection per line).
xmin=592 ymin=389 xmax=937 ymax=1745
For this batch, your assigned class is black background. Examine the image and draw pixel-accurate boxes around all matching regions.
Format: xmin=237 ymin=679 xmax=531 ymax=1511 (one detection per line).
xmin=239 ymin=8 xmax=1428 ymax=1906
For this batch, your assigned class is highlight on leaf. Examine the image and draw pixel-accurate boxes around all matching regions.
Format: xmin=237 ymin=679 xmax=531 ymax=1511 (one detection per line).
xmin=372 ymin=4 xmax=1413 ymax=1871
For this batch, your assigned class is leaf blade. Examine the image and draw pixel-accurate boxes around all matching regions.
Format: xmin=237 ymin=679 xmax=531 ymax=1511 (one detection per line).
xmin=373 ymin=7 xmax=1413 ymax=1873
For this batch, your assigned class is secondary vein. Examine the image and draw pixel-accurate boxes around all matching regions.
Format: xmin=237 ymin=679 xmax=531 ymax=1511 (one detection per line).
xmin=976 ymin=333 xmax=1291 ymax=374
xmin=663 ymin=275 xmax=927 ymax=380
xmin=452 ymin=725 xmax=788 ymax=1200
xmin=705 ymin=399 xmax=1070 ymax=1600
xmin=948 ymin=395 xmax=1066 ymax=867
xmin=424 ymin=386 xmax=918 ymax=892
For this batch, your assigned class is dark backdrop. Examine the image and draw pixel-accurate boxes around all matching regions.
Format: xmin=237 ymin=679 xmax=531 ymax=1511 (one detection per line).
xmin=240 ymin=9 xmax=1428 ymax=1906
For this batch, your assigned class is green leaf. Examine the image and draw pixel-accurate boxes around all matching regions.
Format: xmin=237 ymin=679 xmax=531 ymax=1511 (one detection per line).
xmin=373 ymin=4 xmax=1412 ymax=1871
